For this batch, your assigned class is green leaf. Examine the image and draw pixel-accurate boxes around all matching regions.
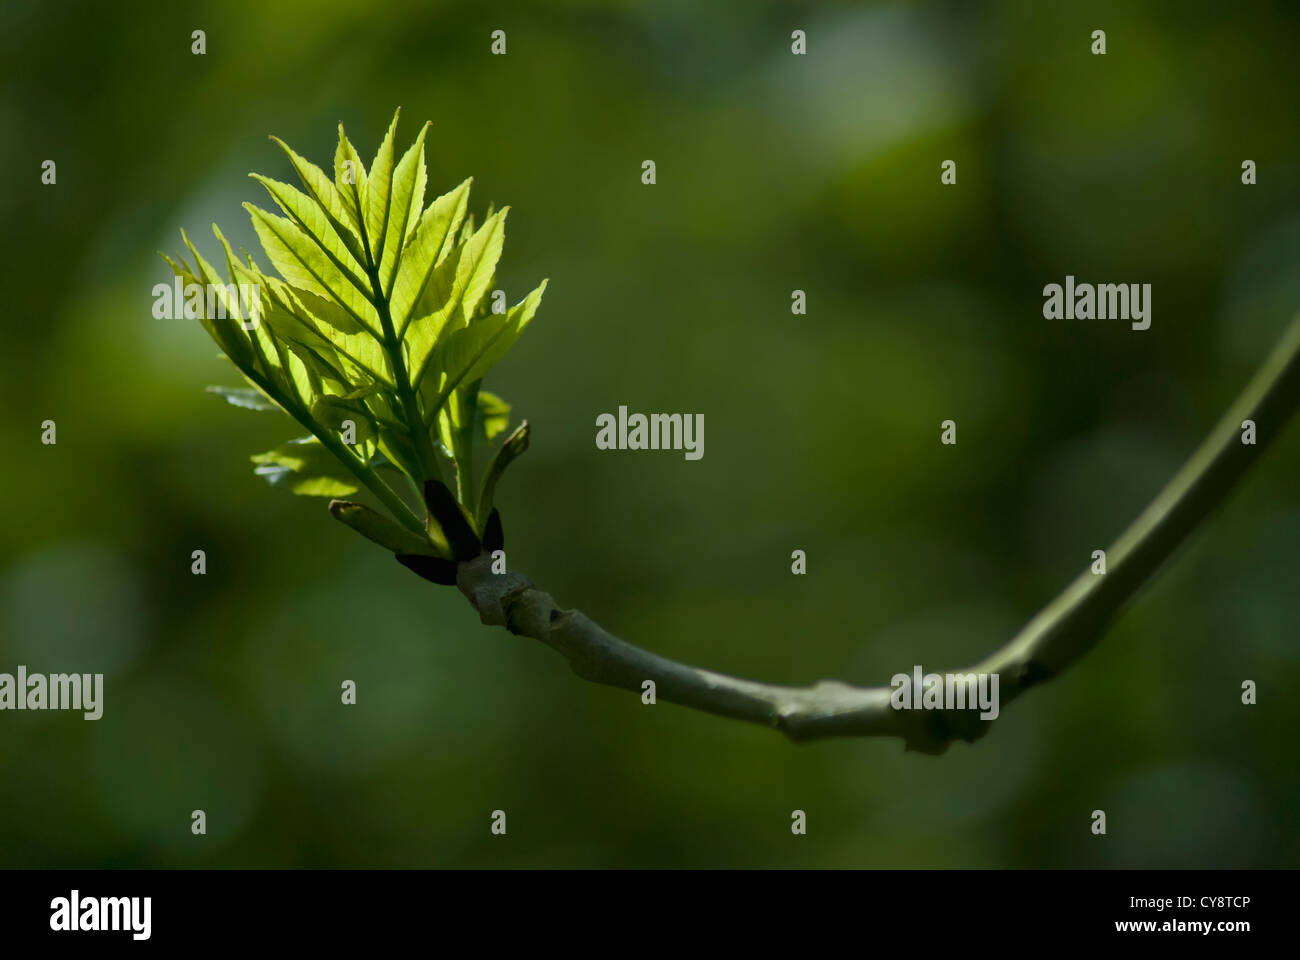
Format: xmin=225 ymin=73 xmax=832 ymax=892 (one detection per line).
xmin=402 ymin=258 xmax=462 ymax=392
xmin=329 ymin=500 xmax=437 ymax=555
xmin=169 ymin=235 xmax=255 ymax=373
xmin=391 ymin=177 xmax=472 ymax=334
xmin=438 ymin=379 xmax=481 ymax=506
xmin=171 ymin=111 xmax=547 ymax=536
xmin=276 ymin=282 xmax=394 ymax=389
xmin=363 ymin=110 xmax=400 ymax=271
xmin=475 ymin=390 xmax=511 ymax=441
xmin=244 ymin=203 xmax=381 ymax=335
xmin=212 ymin=251 xmax=346 ymax=407
xmin=206 ymin=385 xmax=280 ymax=412
xmin=420 ymin=278 xmax=547 ymax=422
xmin=271 ymin=135 xmax=367 ymax=266
xmin=334 ymin=124 xmax=368 ymax=228
xmin=250 ymin=173 xmax=370 ymax=299
xmin=458 ymin=210 xmax=477 ymax=245
xmin=406 ymin=208 xmax=512 ymax=389
xmin=252 ymin=438 xmax=360 ymax=497
xmin=476 ymin=420 xmax=529 ymax=527
xmin=449 ymin=207 xmax=508 ymax=326
xmin=404 ymin=141 xmax=427 ymax=248
xmin=379 ymin=120 xmax=430 ymax=297
xmin=310 ymin=394 xmax=379 ymax=459
xmin=208 ymin=225 xmax=318 ymax=406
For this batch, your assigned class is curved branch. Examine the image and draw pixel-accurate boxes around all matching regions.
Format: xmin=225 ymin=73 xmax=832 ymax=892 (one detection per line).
xmin=444 ymin=315 xmax=1300 ymax=754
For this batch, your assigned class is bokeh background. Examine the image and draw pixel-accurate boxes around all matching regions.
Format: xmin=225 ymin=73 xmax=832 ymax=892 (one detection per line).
xmin=1 ymin=0 xmax=1298 ymax=868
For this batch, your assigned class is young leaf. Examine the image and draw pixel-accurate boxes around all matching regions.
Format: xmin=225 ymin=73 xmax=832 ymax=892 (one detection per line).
xmin=475 ymin=390 xmax=511 ymax=441
xmin=168 ymin=112 xmax=547 ymax=546
xmin=420 ymin=279 xmax=547 ymax=421
xmin=250 ymin=173 xmax=369 ymax=297
xmin=334 ymin=125 xmax=369 ymax=227
xmin=363 ymin=110 xmax=401 ymax=275
xmin=455 ymin=208 xmax=508 ymax=324
xmin=166 ymin=240 xmax=254 ymax=373
xmin=206 ymin=385 xmax=280 ymax=412
xmin=408 ymin=207 xmax=509 ymax=355
xmin=311 ymin=395 xmax=379 ymax=460
xmin=329 ymin=500 xmax=437 ymax=555
xmin=252 ymin=438 xmax=360 ymax=497
xmin=391 ymin=177 xmax=472 ymax=334
xmin=477 ymin=421 xmax=530 ymax=527
xmin=379 ymin=121 xmax=430 ymax=297
xmin=270 ymin=135 xmax=367 ymax=266
xmin=244 ymin=203 xmax=381 ymax=335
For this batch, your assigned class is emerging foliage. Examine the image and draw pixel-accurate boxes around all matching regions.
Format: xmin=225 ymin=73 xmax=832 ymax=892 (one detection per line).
xmin=166 ymin=109 xmax=545 ymax=561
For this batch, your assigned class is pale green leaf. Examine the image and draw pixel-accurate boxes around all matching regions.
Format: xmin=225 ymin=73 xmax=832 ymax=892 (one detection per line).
xmin=406 ymin=208 xmax=510 ymax=387
xmin=476 ymin=390 xmax=511 ymax=441
xmin=379 ymin=120 xmax=430 ymax=297
xmin=251 ymin=173 xmax=370 ymax=298
xmin=420 ymin=278 xmax=547 ymax=422
xmin=244 ymin=203 xmax=382 ymax=334
xmin=476 ymin=420 xmax=530 ymax=527
xmin=283 ymin=284 xmax=394 ymax=389
xmin=401 ymin=253 xmax=461 ymax=388
xmin=212 ymin=226 xmax=329 ymax=404
xmin=329 ymin=500 xmax=436 ymax=555
xmin=450 ymin=206 xmax=508 ymax=327
xmin=310 ymin=394 xmax=379 ymax=459
xmin=271 ymin=135 xmax=367 ymax=266
xmin=405 ymin=140 xmax=427 ymax=247
xmin=363 ymin=109 xmax=400 ymax=270
xmin=458 ymin=210 xmax=477 ymax=245
xmin=170 ymin=112 xmax=547 ymax=516
xmin=252 ymin=438 xmax=359 ymax=497
xmin=207 ymin=385 xmax=279 ymax=411
xmin=175 ymin=230 xmax=259 ymax=373
xmin=391 ymin=177 xmax=472 ymax=334
xmin=334 ymin=124 xmax=368 ymax=231
xmin=436 ymin=380 xmax=480 ymax=487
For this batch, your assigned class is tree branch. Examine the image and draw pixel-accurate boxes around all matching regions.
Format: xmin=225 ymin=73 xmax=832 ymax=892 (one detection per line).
xmin=444 ymin=315 xmax=1300 ymax=754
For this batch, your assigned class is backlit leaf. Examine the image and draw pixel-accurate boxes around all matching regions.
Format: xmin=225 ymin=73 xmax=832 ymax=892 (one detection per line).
xmin=251 ymin=438 xmax=359 ymax=497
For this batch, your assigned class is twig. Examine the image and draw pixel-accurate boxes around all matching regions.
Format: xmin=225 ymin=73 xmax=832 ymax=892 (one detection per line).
xmin=444 ymin=315 xmax=1300 ymax=753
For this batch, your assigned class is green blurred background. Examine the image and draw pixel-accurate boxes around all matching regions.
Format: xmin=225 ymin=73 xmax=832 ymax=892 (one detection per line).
xmin=2 ymin=0 xmax=1298 ymax=868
